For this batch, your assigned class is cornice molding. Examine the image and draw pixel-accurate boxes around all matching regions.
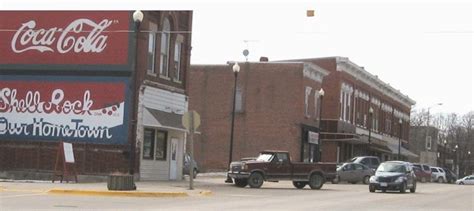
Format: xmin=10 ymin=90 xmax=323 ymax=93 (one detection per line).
xmin=303 ymin=62 xmax=330 ymax=83
xmin=335 ymin=57 xmax=416 ymax=108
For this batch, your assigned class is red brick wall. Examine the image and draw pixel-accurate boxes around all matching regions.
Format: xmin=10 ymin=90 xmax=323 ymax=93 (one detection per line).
xmin=189 ymin=62 xmax=322 ymax=171
xmin=301 ymin=57 xmax=412 ymax=141
xmin=0 ymin=141 xmax=131 ymax=174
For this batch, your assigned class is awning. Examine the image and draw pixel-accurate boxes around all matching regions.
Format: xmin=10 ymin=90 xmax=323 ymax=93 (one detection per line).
xmin=143 ymin=107 xmax=187 ymax=132
xmin=386 ymin=141 xmax=419 ymax=158
xmin=369 ymin=144 xmax=393 ymax=154
xmin=320 ymin=132 xmax=363 ymax=144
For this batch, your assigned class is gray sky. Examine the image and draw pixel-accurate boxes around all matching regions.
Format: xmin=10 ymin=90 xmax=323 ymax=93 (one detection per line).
xmin=4 ymin=0 xmax=473 ymax=114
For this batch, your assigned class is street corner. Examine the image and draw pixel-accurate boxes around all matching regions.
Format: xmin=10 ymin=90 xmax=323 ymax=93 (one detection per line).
xmin=47 ymin=188 xmax=189 ymax=198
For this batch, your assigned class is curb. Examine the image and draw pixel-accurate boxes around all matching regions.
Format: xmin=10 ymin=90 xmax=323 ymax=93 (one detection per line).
xmin=47 ymin=189 xmax=188 ymax=197
xmin=199 ymin=190 xmax=213 ymax=196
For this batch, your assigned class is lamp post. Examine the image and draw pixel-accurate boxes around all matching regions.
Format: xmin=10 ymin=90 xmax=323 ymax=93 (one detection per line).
xmin=225 ymin=62 xmax=240 ymax=183
xmin=368 ymin=107 xmax=374 ymax=155
xmin=468 ymin=150 xmax=471 ymax=175
xmin=443 ymin=139 xmax=447 ymax=167
xmin=128 ymin=10 xmax=143 ymax=176
xmin=398 ymin=119 xmax=402 ymax=160
xmin=318 ymin=88 xmax=325 ymax=162
xmin=468 ymin=151 xmax=471 ymax=175
xmin=455 ymin=144 xmax=459 ymax=176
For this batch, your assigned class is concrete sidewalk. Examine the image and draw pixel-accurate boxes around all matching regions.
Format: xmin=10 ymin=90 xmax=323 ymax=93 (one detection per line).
xmin=0 ymin=174 xmax=225 ymax=198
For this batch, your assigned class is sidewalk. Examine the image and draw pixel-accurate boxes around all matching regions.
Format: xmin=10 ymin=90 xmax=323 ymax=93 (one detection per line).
xmin=0 ymin=173 xmax=227 ymax=198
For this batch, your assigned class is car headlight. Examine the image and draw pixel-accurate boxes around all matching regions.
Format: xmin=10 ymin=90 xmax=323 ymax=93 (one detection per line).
xmin=242 ymin=163 xmax=248 ymax=170
xmin=369 ymin=176 xmax=377 ymax=183
xmin=395 ymin=176 xmax=405 ymax=183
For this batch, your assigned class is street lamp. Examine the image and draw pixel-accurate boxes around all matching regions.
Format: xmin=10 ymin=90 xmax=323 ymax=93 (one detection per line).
xmin=455 ymin=144 xmax=459 ymax=176
xmin=128 ymin=10 xmax=143 ymax=176
xmin=318 ymin=88 xmax=325 ymax=162
xmin=225 ymin=62 xmax=240 ymax=183
xmin=443 ymin=139 xmax=447 ymax=167
xmin=468 ymin=151 xmax=472 ymax=175
xmin=368 ymin=107 xmax=374 ymax=155
xmin=398 ymin=119 xmax=402 ymax=160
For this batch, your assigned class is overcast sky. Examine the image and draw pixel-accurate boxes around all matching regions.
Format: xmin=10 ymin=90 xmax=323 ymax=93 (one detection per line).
xmin=3 ymin=0 xmax=473 ymax=115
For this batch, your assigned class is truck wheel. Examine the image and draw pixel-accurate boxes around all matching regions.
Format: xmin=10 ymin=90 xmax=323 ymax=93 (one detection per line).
xmin=234 ymin=179 xmax=248 ymax=187
xmin=308 ymin=174 xmax=324 ymax=190
xmin=248 ymin=172 xmax=264 ymax=188
xmin=293 ymin=181 xmax=307 ymax=189
xmin=437 ymin=177 xmax=443 ymax=183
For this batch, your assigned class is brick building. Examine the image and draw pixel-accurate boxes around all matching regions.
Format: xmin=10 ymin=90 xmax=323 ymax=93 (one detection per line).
xmin=409 ymin=126 xmax=439 ymax=166
xmin=189 ymin=56 xmax=417 ymax=171
xmin=0 ymin=11 xmax=193 ymax=181
xmin=189 ymin=61 xmax=329 ymax=171
xmin=288 ymin=57 xmax=417 ymax=163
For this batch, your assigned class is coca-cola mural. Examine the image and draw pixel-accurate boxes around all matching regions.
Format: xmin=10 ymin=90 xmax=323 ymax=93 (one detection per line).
xmin=0 ymin=11 xmax=133 ymax=71
xmin=0 ymin=76 xmax=130 ymax=144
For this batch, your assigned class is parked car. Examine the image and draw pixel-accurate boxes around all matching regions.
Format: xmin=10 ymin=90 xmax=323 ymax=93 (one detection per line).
xmin=443 ymin=168 xmax=457 ymax=183
xmin=456 ymin=175 xmax=474 ymax=185
xmin=412 ymin=163 xmax=432 ymax=183
xmin=349 ymin=156 xmax=381 ymax=171
xmin=430 ymin=167 xmax=447 ymax=183
xmin=412 ymin=166 xmax=431 ymax=183
xmin=228 ymin=150 xmax=337 ymax=189
xmin=332 ymin=163 xmax=374 ymax=184
xmin=183 ymin=153 xmax=199 ymax=179
xmin=369 ymin=161 xmax=416 ymax=193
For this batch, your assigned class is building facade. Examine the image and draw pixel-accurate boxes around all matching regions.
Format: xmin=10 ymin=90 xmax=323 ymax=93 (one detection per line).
xmin=292 ymin=57 xmax=417 ymax=163
xmin=0 ymin=11 xmax=193 ymax=181
xmin=288 ymin=57 xmax=417 ymax=162
xmin=409 ymin=126 xmax=439 ymax=166
xmin=189 ymin=61 xmax=328 ymax=171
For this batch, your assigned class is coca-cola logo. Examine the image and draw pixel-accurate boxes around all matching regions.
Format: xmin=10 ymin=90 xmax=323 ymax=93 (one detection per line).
xmin=11 ymin=18 xmax=113 ymax=54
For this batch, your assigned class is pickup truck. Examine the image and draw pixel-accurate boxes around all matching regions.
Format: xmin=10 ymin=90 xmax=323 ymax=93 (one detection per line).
xmin=227 ymin=150 xmax=337 ymax=189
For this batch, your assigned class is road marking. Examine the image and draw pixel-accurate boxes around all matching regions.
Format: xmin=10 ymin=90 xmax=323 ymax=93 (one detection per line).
xmin=0 ymin=193 xmax=45 ymax=198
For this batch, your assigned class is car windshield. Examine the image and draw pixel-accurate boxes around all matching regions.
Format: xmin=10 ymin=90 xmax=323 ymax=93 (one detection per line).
xmin=256 ymin=153 xmax=274 ymax=162
xmin=376 ymin=163 xmax=406 ymax=173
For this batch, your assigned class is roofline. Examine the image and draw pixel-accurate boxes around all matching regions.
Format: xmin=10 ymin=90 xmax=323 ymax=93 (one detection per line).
xmin=335 ymin=56 xmax=416 ymax=108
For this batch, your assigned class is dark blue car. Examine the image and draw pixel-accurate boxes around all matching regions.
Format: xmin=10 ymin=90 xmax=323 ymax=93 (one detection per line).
xmin=369 ymin=161 xmax=417 ymax=193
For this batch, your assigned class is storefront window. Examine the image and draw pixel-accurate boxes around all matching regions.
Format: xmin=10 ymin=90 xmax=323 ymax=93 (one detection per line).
xmin=143 ymin=129 xmax=155 ymax=159
xmin=155 ymin=131 xmax=167 ymax=160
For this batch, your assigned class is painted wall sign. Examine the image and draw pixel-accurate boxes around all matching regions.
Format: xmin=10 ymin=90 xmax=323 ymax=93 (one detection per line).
xmin=0 ymin=76 xmax=130 ymax=144
xmin=0 ymin=11 xmax=134 ymax=71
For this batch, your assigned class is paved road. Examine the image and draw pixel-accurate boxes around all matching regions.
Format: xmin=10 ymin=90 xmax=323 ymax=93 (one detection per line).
xmin=1 ymin=177 xmax=472 ymax=210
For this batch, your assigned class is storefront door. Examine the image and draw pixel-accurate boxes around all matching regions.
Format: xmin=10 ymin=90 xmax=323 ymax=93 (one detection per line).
xmin=169 ymin=138 xmax=178 ymax=180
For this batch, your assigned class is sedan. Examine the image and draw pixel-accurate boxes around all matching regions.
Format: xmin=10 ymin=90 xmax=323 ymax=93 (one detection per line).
xmin=332 ymin=163 xmax=374 ymax=184
xmin=369 ymin=161 xmax=416 ymax=193
xmin=456 ymin=175 xmax=474 ymax=185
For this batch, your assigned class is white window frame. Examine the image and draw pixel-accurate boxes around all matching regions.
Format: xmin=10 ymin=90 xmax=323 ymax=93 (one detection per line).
xmin=314 ymin=92 xmax=320 ymax=119
xmin=173 ymin=36 xmax=183 ymax=82
xmin=235 ymin=85 xmax=243 ymax=112
xmin=160 ymin=18 xmax=171 ymax=78
xmin=147 ymin=22 xmax=158 ymax=75
xmin=426 ymin=136 xmax=432 ymax=150
xmin=305 ymin=86 xmax=312 ymax=117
